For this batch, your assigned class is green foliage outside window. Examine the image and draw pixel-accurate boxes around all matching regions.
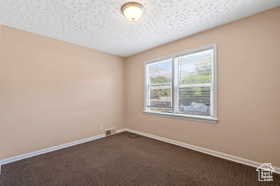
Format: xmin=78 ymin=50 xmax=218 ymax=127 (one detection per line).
xmin=150 ymin=76 xmax=170 ymax=84
xmin=181 ymin=73 xmax=211 ymax=84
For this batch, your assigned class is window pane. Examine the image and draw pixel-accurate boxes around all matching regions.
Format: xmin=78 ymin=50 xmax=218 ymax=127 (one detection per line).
xmin=144 ymin=46 xmax=216 ymax=119
xmin=178 ymin=87 xmax=210 ymax=116
xmin=149 ymin=88 xmax=172 ymax=113
xmin=177 ymin=49 xmax=213 ymax=84
xmin=148 ymin=59 xmax=172 ymax=85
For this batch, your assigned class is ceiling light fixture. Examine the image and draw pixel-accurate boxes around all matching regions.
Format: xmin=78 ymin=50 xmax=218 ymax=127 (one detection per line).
xmin=121 ymin=2 xmax=144 ymax=22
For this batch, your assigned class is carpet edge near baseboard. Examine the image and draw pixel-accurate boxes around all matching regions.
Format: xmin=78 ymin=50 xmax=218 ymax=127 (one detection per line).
xmin=0 ymin=129 xmax=126 ymax=165
xmin=124 ymin=128 xmax=280 ymax=175
xmin=0 ymin=128 xmax=279 ymax=175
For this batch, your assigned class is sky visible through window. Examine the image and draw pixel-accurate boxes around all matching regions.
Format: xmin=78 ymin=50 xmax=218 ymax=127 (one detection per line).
xmin=148 ymin=59 xmax=172 ymax=85
xmin=180 ymin=50 xmax=212 ymax=73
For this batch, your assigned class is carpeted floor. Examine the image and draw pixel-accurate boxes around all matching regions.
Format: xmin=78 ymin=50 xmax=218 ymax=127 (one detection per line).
xmin=0 ymin=132 xmax=279 ymax=186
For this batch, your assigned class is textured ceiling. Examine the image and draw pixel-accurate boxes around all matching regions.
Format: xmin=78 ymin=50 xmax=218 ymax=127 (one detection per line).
xmin=0 ymin=0 xmax=279 ymax=57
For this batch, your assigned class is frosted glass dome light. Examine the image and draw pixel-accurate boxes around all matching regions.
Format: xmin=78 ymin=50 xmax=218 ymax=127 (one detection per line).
xmin=121 ymin=2 xmax=144 ymax=22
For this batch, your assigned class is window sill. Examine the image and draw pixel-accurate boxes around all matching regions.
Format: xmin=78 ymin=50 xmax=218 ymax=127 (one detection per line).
xmin=143 ymin=111 xmax=218 ymax=123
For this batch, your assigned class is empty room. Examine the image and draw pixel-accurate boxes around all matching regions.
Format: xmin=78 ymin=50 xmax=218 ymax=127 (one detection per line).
xmin=0 ymin=0 xmax=280 ymax=185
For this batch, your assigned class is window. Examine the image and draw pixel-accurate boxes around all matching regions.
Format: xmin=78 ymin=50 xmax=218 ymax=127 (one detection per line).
xmin=144 ymin=46 xmax=217 ymax=121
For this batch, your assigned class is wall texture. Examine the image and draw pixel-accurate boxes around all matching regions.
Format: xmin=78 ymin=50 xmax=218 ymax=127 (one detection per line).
xmin=124 ymin=8 xmax=280 ymax=167
xmin=0 ymin=25 xmax=124 ymax=159
xmin=1 ymin=7 xmax=279 ymax=167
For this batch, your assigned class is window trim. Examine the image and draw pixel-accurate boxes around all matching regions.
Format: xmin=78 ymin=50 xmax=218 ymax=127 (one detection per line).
xmin=144 ymin=44 xmax=218 ymax=122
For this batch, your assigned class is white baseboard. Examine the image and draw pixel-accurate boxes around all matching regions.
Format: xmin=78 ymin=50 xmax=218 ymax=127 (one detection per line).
xmin=1 ymin=128 xmax=279 ymax=175
xmin=124 ymin=128 xmax=280 ymax=174
xmin=0 ymin=129 xmax=124 ymax=165
xmin=115 ymin=128 xmax=126 ymax=133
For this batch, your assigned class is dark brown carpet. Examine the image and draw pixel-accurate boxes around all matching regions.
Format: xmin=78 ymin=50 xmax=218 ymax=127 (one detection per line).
xmin=0 ymin=132 xmax=279 ymax=186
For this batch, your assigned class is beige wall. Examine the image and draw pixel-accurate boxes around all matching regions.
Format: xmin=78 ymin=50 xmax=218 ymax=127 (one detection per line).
xmin=0 ymin=25 xmax=124 ymax=159
xmin=124 ymin=8 xmax=280 ymax=167
xmin=1 ymin=7 xmax=279 ymax=167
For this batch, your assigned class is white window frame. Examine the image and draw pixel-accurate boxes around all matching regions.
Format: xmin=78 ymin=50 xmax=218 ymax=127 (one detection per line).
xmin=144 ymin=45 xmax=218 ymax=122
